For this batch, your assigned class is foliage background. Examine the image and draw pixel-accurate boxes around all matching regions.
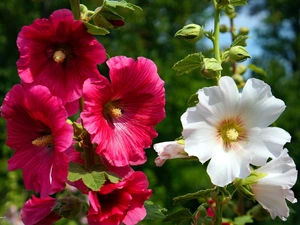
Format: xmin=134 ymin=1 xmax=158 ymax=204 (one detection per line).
xmin=0 ymin=0 xmax=299 ymax=224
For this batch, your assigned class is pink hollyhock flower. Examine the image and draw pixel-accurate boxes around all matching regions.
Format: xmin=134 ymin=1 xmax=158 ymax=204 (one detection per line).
xmin=81 ymin=56 xmax=165 ymax=166
xmin=87 ymin=171 xmax=152 ymax=225
xmin=17 ymin=9 xmax=106 ymax=103
xmin=21 ymin=195 xmax=61 ymax=225
xmin=1 ymin=84 xmax=73 ymax=197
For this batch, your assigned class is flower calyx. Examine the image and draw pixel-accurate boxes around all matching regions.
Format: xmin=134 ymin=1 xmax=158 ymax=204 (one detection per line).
xmin=228 ymin=46 xmax=251 ymax=63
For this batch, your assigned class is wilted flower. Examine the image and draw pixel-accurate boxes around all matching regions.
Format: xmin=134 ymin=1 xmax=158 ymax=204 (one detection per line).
xmin=81 ymin=56 xmax=165 ymax=167
xmin=181 ymin=76 xmax=290 ymax=187
xmin=87 ymin=171 xmax=152 ymax=225
xmin=17 ymin=9 xmax=106 ymax=103
xmin=21 ymin=195 xmax=61 ymax=225
xmin=250 ymin=149 xmax=297 ymax=221
xmin=1 ymin=85 xmax=73 ymax=197
xmin=153 ymin=140 xmax=190 ymax=166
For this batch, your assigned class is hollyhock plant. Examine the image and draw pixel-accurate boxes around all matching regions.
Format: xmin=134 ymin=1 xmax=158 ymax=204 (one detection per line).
xmin=21 ymin=195 xmax=61 ymax=225
xmin=181 ymin=76 xmax=291 ymax=187
xmin=87 ymin=171 xmax=152 ymax=225
xmin=153 ymin=140 xmax=191 ymax=166
xmin=250 ymin=149 xmax=297 ymax=221
xmin=17 ymin=9 xmax=106 ymax=103
xmin=81 ymin=56 xmax=165 ymax=167
xmin=1 ymin=84 xmax=73 ymax=197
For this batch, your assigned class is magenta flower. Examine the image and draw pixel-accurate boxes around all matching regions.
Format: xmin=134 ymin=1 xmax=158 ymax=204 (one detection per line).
xmin=87 ymin=171 xmax=152 ymax=225
xmin=1 ymin=84 xmax=73 ymax=197
xmin=17 ymin=9 xmax=106 ymax=103
xmin=81 ymin=56 xmax=165 ymax=166
xmin=21 ymin=195 xmax=61 ymax=225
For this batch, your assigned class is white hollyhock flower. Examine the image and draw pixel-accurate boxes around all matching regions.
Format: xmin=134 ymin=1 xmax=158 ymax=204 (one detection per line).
xmin=251 ymin=149 xmax=297 ymax=221
xmin=153 ymin=140 xmax=190 ymax=166
xmin=181 ymin=76 xmax=290 ymax=186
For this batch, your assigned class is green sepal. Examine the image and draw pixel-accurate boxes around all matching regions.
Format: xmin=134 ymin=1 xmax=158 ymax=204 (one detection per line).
xmin=173 ymin=188 xmax=217 ymax=205
xmin=143 ymin=201 xmax=167 ymax=221
xmin=194 ymin=203 xmax=212 ymax=225
xmin=187 ymin=93 xmax=199 ymax=107
xmin=173 ymin=52 xmax=204 ymax=75
xmin=83 ymin=22 xmax=110 ymax=35
xmin=230 ymin=0 xmax=248 ymax=6
xmin=103 ymin=0 xmax=142 ymax=11
xmin=247 ymin=64 xmax=267 ymax=76
xmin=231 ymin=35 xmax=249 ymax=47
xmin=163 ymin=208 xmax=193 ymax=224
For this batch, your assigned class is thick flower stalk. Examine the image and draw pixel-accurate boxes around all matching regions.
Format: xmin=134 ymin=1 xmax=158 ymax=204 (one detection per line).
xmin=250 ymin=149 xmax=297 ymax=221
xmin=81 ymin=56 xmax=165 ymax=167
xmin=87 ymin=171 xmax=152 ymax=225
xmin=21 ymin=195 xmax=61 ymax=225
xmin=1 ymin=84 xmax=73 ymax=197
xmin=17 ymin=9 xmax=106 ymax=103
xmin=181 ymin=76 xmax=291 ymax=187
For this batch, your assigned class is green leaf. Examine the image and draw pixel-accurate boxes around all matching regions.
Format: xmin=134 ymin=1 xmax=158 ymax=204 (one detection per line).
xmin=247 ymin=64 xmax=267 ymax=76
xmin=187 ymin=93 xmax=199 ymax=107
xmin=230 ymin=0 xmax=248 ymax=6
xmin=163 ymin=208 xmax=193 ymax=224
xmin=82 ymin=171 xmax=106 ymax=191
xmin=103 ymin=0 xmax=142 ymax=11
xmin=83 ymin=22 xmax=110 ymax=35
xmin=231 ymin=35 xmax=248 ymax=47
xmin=173 ymin=53 xmax=204 ymax=75
xmin=68 ymin=162 xmax=107 ymax=191
xmin=104 ymin=171 xmax=121 ymax=183
xmin=173 ymin=188 xmax=216 ymax=205
xmin=233 ymin=215 xmax=253 ymax=225
xmin=143 ymin=201 xmax=167 ymax=221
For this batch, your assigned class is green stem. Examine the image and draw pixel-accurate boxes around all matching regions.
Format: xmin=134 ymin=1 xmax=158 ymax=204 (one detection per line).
xmin=213 ymin=0 xmax=222 ymax=81
xmin=69 ymin=0 xmax=81 ymax=20
xmin=214 ymin=201 xmax=223 ymax=225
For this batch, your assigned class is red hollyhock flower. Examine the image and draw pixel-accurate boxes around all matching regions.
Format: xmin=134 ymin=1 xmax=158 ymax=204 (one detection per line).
xmin=81 ymin=56 xmax=165 ymax=166
xmin=21 ymin=195 xmax=61 ymax=225
xmin=17 ymin=9 xmax=106 ymax=103
xmin=1 ymin=84 xmax=73 ymax=197
xmin=87 ymin=171 xmax=152 ymax=225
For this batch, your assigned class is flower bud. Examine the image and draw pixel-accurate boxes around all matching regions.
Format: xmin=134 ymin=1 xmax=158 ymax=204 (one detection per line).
xmin=232 ymin=74 xmax=245 ymax=88
xmin=56 ymin=195 xmax=83 ymax=219
xmin=238 ymin=26 xmax=250 ymax=35
xmin=93 ymin=7 xmax=125 ymax=29
xmin=175 ymin=24 xmax=204 ymax=43
xmin=236 ymin=64 xmax=247 ymax=75
xmin=200 ymin=58 xmax=222 ymax=79
xmin=228 ymin=46 xmax=251 ymax=62
xmin=217 ymin=0 xmax=231 ymax=8
xmin=219 ymin=24 xmax=228 ymax=33
xmin=225 ymin=5 xmax=236 ymax=18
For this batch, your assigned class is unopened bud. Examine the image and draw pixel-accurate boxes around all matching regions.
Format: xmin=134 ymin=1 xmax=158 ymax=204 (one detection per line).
xmin=219 ymin=24 xmax=228 ymax=33
xmin=232 ymin=74 xmax=245 ymax=88
xmin=217 ymin=0 xmax=231 ymax=8
xmin=93 ymin=7 xmax=125 ymax=29
xmin=200 ymin=58 xmax=222 ymax=79
xmin=225 ymin=4 xmax=235 ymax=15
xmin=239 ymin=26 xmax=250 ymax=35
xmin=228 ymin=46 xmax=251 ymax=62
xmin=56 ymin=195 xmax=83 ymax=219
xmin=236 ymin=64 xmax=247 ymax=75
xmin=175 ymin=24 xmax=204 ymax=43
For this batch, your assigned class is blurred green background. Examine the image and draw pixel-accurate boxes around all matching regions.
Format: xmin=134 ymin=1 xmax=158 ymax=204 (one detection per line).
xmin=0 ymin=0 xmax=299 ymax=224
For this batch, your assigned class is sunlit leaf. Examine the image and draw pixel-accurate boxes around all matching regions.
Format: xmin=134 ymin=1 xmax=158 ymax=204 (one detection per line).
xmin=173 ymin=52 xmax=204 ymax=75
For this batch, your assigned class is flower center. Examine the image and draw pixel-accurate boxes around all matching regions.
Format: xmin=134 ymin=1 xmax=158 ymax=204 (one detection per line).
xmin=226 ymin=128 xmax=239 ymax=141
xmin=217 ymin=117 xmax=247 ymax=149
xmin=104 ymin=101 xmax=122 ymax=121
xmin=32 ymin=135 xmax=53 ymax=148
xmin=53 ymin=50 xmax=66 ymax=63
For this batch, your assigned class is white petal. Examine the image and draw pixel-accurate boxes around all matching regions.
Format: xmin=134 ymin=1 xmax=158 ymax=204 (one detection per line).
xmin=207 ymin=145 xmax=251 ymax=187
xmin=182 ymin=121 xmax=218 ymax=164
xmin=251 ymin=184 xmax=290 ymax=221
xmin=239 ymin=78 xmax=286 ymax=128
